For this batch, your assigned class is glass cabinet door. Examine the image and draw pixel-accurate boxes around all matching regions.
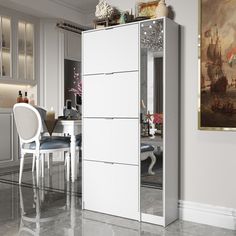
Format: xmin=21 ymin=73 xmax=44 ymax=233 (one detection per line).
xmin=18 ymin=21 xmax=34 ymax=81
xmin=0 ymin=16 xmax=11 ymax=78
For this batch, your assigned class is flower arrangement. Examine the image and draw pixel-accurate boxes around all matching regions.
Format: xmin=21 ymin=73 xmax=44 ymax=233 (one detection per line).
xmin=144 ymin=112 xmax=163 ymax=137
xmin=152 ymin=113 xmax=163 ymax=137
xmin=152 ymin=113 xmax=163 ymax=125
xmin=69 ymin=67 xmax=82 ymax=97
xmin=68 ymin=67 xmax=82 ymax=110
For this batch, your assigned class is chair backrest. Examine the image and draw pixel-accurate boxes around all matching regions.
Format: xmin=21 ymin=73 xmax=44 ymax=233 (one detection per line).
xmin=13 ymin=103 xmax=42 ymax=143
xmin=34 ymin=105 xmax=47 ymax=133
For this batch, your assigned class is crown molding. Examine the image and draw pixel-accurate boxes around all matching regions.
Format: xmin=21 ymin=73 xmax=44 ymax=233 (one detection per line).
xmin=48 ymin=0 xmax=91 ymax=14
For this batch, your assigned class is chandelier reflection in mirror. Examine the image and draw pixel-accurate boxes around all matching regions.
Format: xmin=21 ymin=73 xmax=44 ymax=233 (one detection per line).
xmin=140 ymin=19 xmax=163 ymax=52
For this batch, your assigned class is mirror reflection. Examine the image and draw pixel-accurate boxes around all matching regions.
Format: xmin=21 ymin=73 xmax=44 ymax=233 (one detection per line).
xmin=140 ymin=19 xmax=164 ymax=217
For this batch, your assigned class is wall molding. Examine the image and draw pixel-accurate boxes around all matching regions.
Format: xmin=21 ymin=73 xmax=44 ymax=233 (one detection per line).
xmin=179 ymin=200 xmax=236 ymax=230
xmin=48 ymin=0 xmax=94 ymax=14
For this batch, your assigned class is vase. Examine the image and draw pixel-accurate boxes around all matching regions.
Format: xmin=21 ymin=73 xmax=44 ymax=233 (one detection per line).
xmin=155 ymin=0 xmax=168 ymax=18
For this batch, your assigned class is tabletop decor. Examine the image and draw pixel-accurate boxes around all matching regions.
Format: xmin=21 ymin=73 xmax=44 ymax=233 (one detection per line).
xmin=65 ymin=60 xmax=82 ymax=115
xmin=199 ymin=0 xmax=236 ymax=130
xmin=68 ymin=67 xmax=82 ymax=113
xmin=45 ymin=107 xmax=58 ymax=136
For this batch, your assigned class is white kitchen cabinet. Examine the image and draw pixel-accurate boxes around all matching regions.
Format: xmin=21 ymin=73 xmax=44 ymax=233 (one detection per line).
xmin=64 ymin=31 xmax=81 ymax=61
xmin=0 ymin=110 xmax=19 ymax=166
xmin=83 ymin=72 xmax=139 ymax=118
xmin=0 ymin=7 xmax=38 ymax=85
xmin=0 ymin=113 xmax=12 ymax=162
xmin=0 ymin=16 xmax=12 ymax=78
xmin=17 ymin=21 xmax=34 ymax=81
xmin=83 ymin=118 xmax=139 ymax=165
xmin=83 ymin=160 xmax=139 ymax=220
xmin=83 ymin=24 xmax=139 ymax=75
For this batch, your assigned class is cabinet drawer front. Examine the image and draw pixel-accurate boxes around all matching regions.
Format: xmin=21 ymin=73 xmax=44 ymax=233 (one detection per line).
xmin=83 ymin=72 xmax=139 ymax=118
xmin=112 ymin=72 xmax=139 ymax=118
xmin=84 ymin=161 xmax=139 ymax=220
xmin=111 ymin=119 xmax=139 ymax=165
xmin=83 ymin=24 xmax=139 ymax=75
xmin=83 ymin=118 xmax=112 ymax=163
xmin=83 ymin=119 xmax=139 ymax=165
xmin=83 ymin=74 xmax=113 ymax=117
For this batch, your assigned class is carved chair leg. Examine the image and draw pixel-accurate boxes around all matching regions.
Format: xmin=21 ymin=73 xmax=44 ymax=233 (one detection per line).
xmin=148 ymin=152 xmax=156 ymax=175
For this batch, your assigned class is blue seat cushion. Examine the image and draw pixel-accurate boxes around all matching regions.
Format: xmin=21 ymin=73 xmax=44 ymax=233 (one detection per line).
xmin=23 ymin=137 xmax=70 ymax=150
xmin=141 ymin=143 xmax=155 ymax=153
xmin=43 ymin=133 xmax=82 ymax=147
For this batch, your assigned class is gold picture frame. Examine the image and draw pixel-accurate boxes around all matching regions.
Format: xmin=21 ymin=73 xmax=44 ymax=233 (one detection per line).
xmin=199 ymin=0 xmax=236 ymax=131
xmin=136 ymin=1 xmax=159 ymax=19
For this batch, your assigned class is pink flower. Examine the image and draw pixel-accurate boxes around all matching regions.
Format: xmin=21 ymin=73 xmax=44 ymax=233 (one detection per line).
xmin=152 ymin=113 xmax=163 ymax=124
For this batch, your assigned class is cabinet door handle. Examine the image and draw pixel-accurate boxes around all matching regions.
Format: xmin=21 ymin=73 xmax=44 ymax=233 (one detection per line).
xmin=103 ymin=161 xmax=115 ymax=165
xmin=105 ymin=72 xmax=114 ymax=75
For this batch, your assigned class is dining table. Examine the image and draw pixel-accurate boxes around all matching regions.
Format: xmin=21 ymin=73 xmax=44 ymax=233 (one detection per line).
xmin=53 ymin=119 xmax=82 ymax=182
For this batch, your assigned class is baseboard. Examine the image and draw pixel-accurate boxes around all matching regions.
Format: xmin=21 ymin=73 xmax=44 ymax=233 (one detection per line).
xmin=179 ymin=200 xmax=236 ymax=230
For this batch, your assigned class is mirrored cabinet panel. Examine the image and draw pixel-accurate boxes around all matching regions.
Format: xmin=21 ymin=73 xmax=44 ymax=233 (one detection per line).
xmin=140 ymin=19 xmax=164 ymax=218
xmin=0 ymin=16 xmax=11 ymax=78
xmin=140 ymin=18 xmax=179 ymax=226
xmin=18 ymin=21 xmax=34 ymax=81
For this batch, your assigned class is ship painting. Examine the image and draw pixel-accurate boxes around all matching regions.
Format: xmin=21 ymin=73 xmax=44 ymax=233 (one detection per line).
xmin=200 ymin=0 xmax=236 ymax=129
xmin=204 ymin=25 xmax=228 ymax=94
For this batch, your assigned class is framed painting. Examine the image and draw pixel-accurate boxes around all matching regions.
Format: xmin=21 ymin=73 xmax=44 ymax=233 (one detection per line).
xmin=199 ymin=0 xmax=236 ymax=130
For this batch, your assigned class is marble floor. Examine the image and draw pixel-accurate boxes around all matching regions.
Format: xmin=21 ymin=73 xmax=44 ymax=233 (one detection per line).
xmin=0 ymin=165 xmax=235 ymax=236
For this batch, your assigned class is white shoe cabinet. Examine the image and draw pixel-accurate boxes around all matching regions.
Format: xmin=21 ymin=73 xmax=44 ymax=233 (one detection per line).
xmin=82 ymin=18 xmax=179 ymax=226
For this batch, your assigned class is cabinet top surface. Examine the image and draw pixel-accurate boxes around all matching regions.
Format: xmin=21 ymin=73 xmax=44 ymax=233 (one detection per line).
xmin=83 ymin=17 xmax=177 ymax=34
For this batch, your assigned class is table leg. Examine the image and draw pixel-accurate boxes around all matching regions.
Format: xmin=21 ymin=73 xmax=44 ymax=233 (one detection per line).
xmin=70 ymin=135 xmax=76 ymax=182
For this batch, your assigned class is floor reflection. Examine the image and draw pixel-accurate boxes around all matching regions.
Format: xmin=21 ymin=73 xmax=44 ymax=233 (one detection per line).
xmin=18 ymin=181 xmax=81 ymax=236
xmin=0 ymin=163 xmax=81 ymax=196
xmin=0 ymin=168 xmax=235 ymax=236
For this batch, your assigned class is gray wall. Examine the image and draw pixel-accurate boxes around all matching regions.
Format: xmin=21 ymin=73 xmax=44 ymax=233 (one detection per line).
xmin=108 ymin=0 xmax=236 ymax=209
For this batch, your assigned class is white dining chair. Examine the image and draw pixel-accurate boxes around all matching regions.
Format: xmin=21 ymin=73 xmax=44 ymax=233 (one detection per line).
xmin=13 ymin=103 xmax=71 ymax=185
xmin=34 ymin=106 xmax=82 ymax=180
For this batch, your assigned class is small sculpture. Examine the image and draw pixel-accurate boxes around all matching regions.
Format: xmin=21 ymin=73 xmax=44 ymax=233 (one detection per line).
xmin=155 ymin=0 xmax=169 ymax=18
xmin=95 ymin=0 xmax=114 ymax=19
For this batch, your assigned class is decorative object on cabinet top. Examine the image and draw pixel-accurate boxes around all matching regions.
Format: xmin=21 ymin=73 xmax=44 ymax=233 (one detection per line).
xmin=94 ymin=0 xmax=136 ymax=28
xmin=95 ymin=0 xmax=114 ymax=19
xmin=155 ymin=0 xmax=169 ymax=18
xmin=136 ymin=0 xmax=160 ymax=19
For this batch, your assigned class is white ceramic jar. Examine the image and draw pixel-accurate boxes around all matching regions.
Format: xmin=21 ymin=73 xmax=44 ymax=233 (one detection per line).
xmin=156 ymin=0 xmax=168 ymax=18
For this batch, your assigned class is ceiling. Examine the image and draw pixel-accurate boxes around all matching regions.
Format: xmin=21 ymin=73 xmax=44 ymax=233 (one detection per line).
xmin=54 ymin=0 xmax=98 ymax=12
